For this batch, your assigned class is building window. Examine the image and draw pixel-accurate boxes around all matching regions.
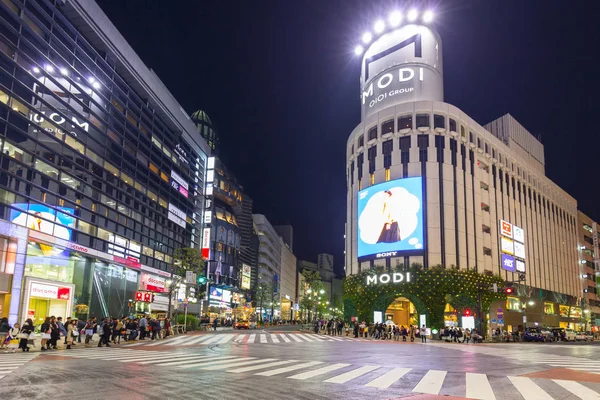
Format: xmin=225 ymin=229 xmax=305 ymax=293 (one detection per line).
xmin=433 ymin=114 xmax=445 ymax=129
xmin=382 ymin=139 xmax=393 ymax=169
xmin=358 ymin=181 xmax=362 ymax=190
xmin=104 ymin=162 xmax=119 ymax=177
xmin=449 ymin=119 xmax=457 ymax=132
xmin=368 ymin=126 xmax=378 ymax=141
xmin=382 ymin=119 xmax=394 ymax=135
xmin=385 ymin=169 xmax=390 ymax=181
xmin=483 ymin=247 xmax=492 ymax=256
xmin=416 ymin=114 xmax=429 ymax=128
xmin=484 ymin=143 xmax=489 ymax=154
xmin=460 ymin=125 xmax=466 ymax=138
xmin=398 ymin=115 xmax=412 ymax=130
xmin=370 ymin=174 xmax=374 ymax=185
xmin=351 ymin=144 xmax=354 ymax=155
xmin=149 ymin=163 xmax=159 ymax=174
xmin=358 ymin=135 xmax=364 ymax=148
xmin=477 ymin=138 xmax=482 ymax=149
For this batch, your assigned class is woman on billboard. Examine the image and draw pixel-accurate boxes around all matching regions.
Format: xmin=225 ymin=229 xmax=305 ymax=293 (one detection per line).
xmin=377 ymin=190 xmax=401 ymax=243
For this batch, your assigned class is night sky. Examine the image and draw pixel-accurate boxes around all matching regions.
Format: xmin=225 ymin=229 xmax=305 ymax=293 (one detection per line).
xmin=98 ymin=1 xmax=600 ymax=275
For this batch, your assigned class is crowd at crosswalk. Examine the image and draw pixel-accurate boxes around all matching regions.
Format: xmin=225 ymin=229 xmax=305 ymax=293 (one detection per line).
xmin=0 ymin=353 xmax=39 ymax=381
xmin=53 ymin=347 xmax=600 ymax=399
xmin=123 ymin=332 xmax=362 ymax=347
xmin=428 ymin=342 xmax=600 ymax=373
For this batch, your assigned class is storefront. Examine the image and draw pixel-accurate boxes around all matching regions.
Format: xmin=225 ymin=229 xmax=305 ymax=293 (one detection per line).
xmin=0 ymin=220 xmax=30 ymax=326
xmin=22 ymin=230 xmax=140 ymax=323
xmin=135 ymin=266 xmax=171 ymax=317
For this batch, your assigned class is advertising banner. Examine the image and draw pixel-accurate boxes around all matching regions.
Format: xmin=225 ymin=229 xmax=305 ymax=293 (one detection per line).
xmin=501 ymin=254 xmax=516 ymax=272
xmin=500 ymin=237 xmax=514 ymax=255
xmin=500 ymin=220 xmax=513 ymax=238
xmin=357 ymin=177 xmax=424 ymax=260
xmin=30 ymin=282 xmax=71 ymax=300
xmin=140 ymin=273 xmax=166 ymax=293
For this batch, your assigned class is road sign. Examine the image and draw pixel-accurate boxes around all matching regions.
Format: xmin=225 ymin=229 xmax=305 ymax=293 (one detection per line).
xmin=497 ymin=308 xmax=503 ymax=313
xmin=498 ymin=319 xmax=504 ymax=324
xmin=491 ymin=318 xmax=497 ymax=323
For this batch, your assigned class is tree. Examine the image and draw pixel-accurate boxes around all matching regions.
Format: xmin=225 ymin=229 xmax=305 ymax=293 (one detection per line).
xmin=299 ymin=270 xmax=327 ymax=321
xmin=168 ymin=248 xmax=206 ymax=319
xmin=254 ymin=281 xmax=275 ymax=322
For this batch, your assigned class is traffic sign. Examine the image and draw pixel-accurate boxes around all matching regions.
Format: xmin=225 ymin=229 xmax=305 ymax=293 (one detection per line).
xmin=491 ymin=318 xmax=497 ymax=323
xmin=498 ymin=319 xmax=504 ymax=324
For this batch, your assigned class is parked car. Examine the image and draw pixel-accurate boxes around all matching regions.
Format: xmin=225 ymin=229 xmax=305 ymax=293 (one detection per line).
xmin=575 ymin=331 xmax=591 ymax=341
xmin=564 ymin=329 xmax=577 ymax=341
xmin=523 ymin=328 xmax=544 ymax=342
xmin=539 ymin=328 xmax=554 ymax=342
xmin=234 ymin=320 xmax=250 ymax=330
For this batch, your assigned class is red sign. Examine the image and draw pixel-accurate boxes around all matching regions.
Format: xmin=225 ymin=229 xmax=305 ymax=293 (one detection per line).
xmin=500 ymin=220 xmax=513 ymax=238
xmin=113 ymin=256 xmax=141 ymax=270
xmin=135 ymin=291 xmax=154 ymax=303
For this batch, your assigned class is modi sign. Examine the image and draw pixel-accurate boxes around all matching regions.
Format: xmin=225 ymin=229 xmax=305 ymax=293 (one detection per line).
xmin=366 ymin=272 xmax=412 ymax=286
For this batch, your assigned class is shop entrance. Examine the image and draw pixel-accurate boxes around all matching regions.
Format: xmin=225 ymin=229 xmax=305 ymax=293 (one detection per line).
xmin=385 ymin=297 xmax=417 ymax=327
xmin=27 ymin=297 xmax=68 ymax=326
xmin=21 ymin=277 xmax=74 ymax=326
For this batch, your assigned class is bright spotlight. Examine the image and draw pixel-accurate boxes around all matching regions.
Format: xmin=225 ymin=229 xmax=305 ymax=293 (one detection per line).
xmin=354 ymin=45 xmax=363 ymax=56
xmin=32 ymin=67 xmax=40 ymax=73
xmin=92 ymin=81 xmax=101 ymax=89
xmin=407 ymin=9 xmax=418 ymax=22
xmin=60 ymin=68 xmax=69 ymax=76
xmin=88 ymin=77 xmax=95 ymax=83
xmin=362 ymin=32 xmax=372 ymax=44
xmin=423 ymin=10 xmax=434 ymax=23
xmin=44 ymin=64 xmax=54 ymax=72
xmin=373 ymin=20 xmax=385 ymax=33
xmin=388 ymin=11 xmax=402 ymax=27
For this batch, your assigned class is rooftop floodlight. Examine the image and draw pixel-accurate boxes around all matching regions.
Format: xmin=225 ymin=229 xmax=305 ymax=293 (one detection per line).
xmin=354 ymin=45 xmax=363 ymax=56
xmin=32 ymin=66 xmax=40 ymax=73
xmin=60 ymin=68 xmax=69 ymax=76
xmin=362 ymin=32 xmax=372 ymax=44
xmin=423 ymin=10 xmax=434 ymax=23
xmin=44 ymin=64 xmax=54 ymax=72
xmin=388 ymin=11 xmax=402 ymax=27
xmin=88 ymin=77 xmax=95 ymax=83
xmin=92 ymin=81 xmax=101 ymax=89
xmin=407 ymin=9 xmax=418 ymax=22
xmin=373 ymin=20 xmax=385 ymax=33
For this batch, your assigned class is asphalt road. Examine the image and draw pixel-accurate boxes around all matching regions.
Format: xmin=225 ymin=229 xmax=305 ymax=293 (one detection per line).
xmin=1 ymin=330 xmax=600 ymax=400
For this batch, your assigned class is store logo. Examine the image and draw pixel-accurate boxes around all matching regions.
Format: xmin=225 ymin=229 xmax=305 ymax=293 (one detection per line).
xmin=501 ymin=254 xmax=515 ymax=272
xmin=366 ymin=272 xmax=411 ymax=285
xmin=376 ymin=251 xmax=398 ymax=258
xmin=500 ymin=220 xmax=513 ymax=238
xmin=362 ymin=67 xmax=422 ymax=106
xmin=30 ymin=112 xmax=90 ymax=136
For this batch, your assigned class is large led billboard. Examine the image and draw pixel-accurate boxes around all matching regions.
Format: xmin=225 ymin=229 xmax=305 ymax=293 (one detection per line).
xmin=357 ymin=177 xmax=424 ymax=260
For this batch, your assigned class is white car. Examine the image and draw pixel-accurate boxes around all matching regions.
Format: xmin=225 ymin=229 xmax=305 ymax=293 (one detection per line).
xmin=575 ymin=332 xmax=591 ymax=341
xmin=564 ymin=329 xmax=577 ymax=341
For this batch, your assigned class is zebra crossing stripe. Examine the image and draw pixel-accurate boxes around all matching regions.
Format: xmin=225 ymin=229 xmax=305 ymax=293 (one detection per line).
xmin=508 ymin=376 xmax=553 ymax=400
xmin=228 ymin=360 xmax=296 ymax=373
xmin=248 ymin=334 xmax=256 ymax=343
xmin=365 ymin=367 xmax=411 ymax=389
xmin=270 ymin=335 xmax=280 ymax=343
xmin=138 ymin=355 xmax=215 ymax=365
xmin=235 ymin=334 xmax=247 ymax=342
xmin=177 ymin=357 xmax=250 ymax=369
xmin=217 ymin=335 xmax=235 ymax=344
xmin=279 ymin=334 xmax=291 ymax=343
xmin=288 ymin=363 xmax=351 ymax=380
xmin=466 ymin=373 xmax=496 ymax=400
xmin=289 ymin=334 xmax=303 ymax=342
xmin=553 ymin=379 xmax=600 ymax=400
xmin=255 ymin=361 xmax=324 ymax=376
xmin=298 ymin=334 xmax=314 ymax=342
xmin=328 ymin=337 xmax=344 ymax=341
xmin=324 ymin=365 xmax=379 ymax=384
xmin=260 ymin=334 xmax=268 ymax=343
xmin=412 ymin=370 xmax=447 ymax=395
xmin=203 ymin=358 xmax=277 ymax=371
xmin=310 ymin=335 xmax=327 ymax=341
xmin=155 ymin=355 xmax=233 ymax=367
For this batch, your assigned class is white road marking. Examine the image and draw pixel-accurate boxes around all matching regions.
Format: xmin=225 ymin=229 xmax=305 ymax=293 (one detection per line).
xmin=218 ymin=335 xmax=235 ymax=344
xmin=508 ymin=376 xmax=553 ymax=400
xmin=365 ymin=367 xmax=411 ymax=389
xmin=279 ymin=334 xmax=291 ymax=343
xmin=155 ymin=355 xmax=234 ymax=367
xmin=298 ymin=334 xmax=314 ymax=342
xmin=412 ymin=370 xmax=447 ymax=395
xmin=138 ymin=355 xmax=215 ymax=364
xmin=255 ymin=361 xmax=324 ymax=376
xmin=178 ymin=357 xmax=255 ymax=369
xmin=270 ymin=335 xmax=280 ymax=343
xmin=289 ymin=334 xmax=303 ymax=342
xmin=260 ymin=334 xmax=267 ymax=343
xmin=228 ymin=360 xmax=296 ymax=373
xmin=466 ymin=372 xmax=496 ymax=400
xmin=324 ymin=365 xmax=380 ymax=384
xmin=553 ymin=379 xmax=600 ymax=400
xmin=202 ymin=335 xmax=225 ymax=345
xmin=248 ymin=334 xmax=256 ymax=343
xmin=203 ymin=358 xmax=276 ymax=371
xmin=288 ymin=363 xmax=350 ymax=380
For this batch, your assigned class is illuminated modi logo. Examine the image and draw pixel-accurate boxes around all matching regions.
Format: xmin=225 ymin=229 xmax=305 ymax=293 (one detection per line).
xmin=358 ymin=186 xmax=421 ymax=249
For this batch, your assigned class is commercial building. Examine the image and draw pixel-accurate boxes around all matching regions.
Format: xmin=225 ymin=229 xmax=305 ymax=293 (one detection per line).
xmin=252 ymin=214 xmax=297 ymax=320
xmin=576 ymin=211 xmax=600 ymax=322
xmin=238 ymin=194 xmax=259 ymax=292
xmin=0 ymin=0 xmax=210 ymax=325
xmin=345 ymin=11 xmax=593 ymax=331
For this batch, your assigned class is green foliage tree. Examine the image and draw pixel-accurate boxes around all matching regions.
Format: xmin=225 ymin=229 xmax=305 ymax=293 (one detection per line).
xmin=254 ymin=281 xmax=275 ymax=322
xmin=172 ymin=247 xmax=206 ymax=300
xmin=299 ymin=270 xmax=327 ymax=321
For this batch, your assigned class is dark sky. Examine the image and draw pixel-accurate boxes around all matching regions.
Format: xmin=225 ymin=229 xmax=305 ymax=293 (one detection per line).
xmin=98 ymin=1 xmax=600 ymax=275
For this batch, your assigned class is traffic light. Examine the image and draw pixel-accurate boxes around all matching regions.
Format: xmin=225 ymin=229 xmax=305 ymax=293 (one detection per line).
xmin=464 ymin=309 xmax=471 ymax=317
xmin=505 ymin=287 xmax=514 ymax=295
xmin=197 ymin=275 xmax=207 ymax=284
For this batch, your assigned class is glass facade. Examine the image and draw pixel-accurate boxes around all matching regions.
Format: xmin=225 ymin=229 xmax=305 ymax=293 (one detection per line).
xmin=0 ymin=0 xmax=207 ymax=274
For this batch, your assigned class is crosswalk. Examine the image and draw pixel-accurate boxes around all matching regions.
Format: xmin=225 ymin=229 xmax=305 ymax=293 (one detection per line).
xmin=51 ymin=348 xmax=600 ymax=398
xmin=122 ymin=332 xmax=361 ymax=347
xmin=0 ymin=353 xmax=39 ymax=381
xmin=427 ymin=342 xmax=600 ymax=373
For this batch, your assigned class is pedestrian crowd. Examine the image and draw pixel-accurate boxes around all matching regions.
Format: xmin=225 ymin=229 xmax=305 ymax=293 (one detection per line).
xmin=0 ymin=315 xmax=172 ymax=352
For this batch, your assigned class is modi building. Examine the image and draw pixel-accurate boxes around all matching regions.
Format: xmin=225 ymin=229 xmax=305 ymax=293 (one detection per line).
xmin=0 ymin=0 xmax=211 ymax=326
xmin=344 ymin=11 xmax=598 ymax=333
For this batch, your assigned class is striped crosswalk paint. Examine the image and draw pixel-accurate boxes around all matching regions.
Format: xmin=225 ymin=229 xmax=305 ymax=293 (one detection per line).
xmin=553 ymin=379 xmax=600 ymax=400
xmin=270 ymin=335 xmax=280 ymax=343
xmin=248 ymin=334 xmax=256 ymax=343
xmin=508 ymin=376 xmax=553 ymax=400
xmin=412 ymin=370 xmax=447 ymax=395
xmin=255 ymin=361 xmax=324 ymax=376
xmin=203 ymin=358 xmax=276 ymax=371
xmin=260 ymin=334 xmax=267 ymax=343
xmin=217 ymin=335 xmax=235 ymax=344
xmin=365 ymin=367 xmax=411 ymax=389
xmin=0 ymin=354 xmax=39 ymax=381
xmin=466 ymin=373 xmax=496 ymax=400
xmin=288 ymin=363 xmax=350 ymax=380
xmin=138 ymin=354 xmax=216 ymax=365
xmin=178 ymin=357 xmax=255 ymax=369
xmin=202 ymin=335 xmax=224 ymax=345
xmin=298 ymin=334 xmax=314 ymax=342
xmin=229 ymin=360 xmax=295 ymax=373
xmin=324 ymin=365 xmax=379 ymax=384
xmin=279 ymin=334 xmax=291 ymax=343
xmin=155 ymin=355 xmax=234 ymax=367
xmin=289 ymin=334 xmax=303 ymax=342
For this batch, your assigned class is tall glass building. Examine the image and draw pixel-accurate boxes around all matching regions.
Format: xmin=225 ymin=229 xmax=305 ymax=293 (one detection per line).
xmin=0 ymin=0 xmax=211 ymax=325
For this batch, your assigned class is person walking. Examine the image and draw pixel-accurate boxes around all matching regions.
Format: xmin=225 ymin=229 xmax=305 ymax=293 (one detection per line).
xmin=98 ymin=318 xmax=111 ymax=347
xmin=138 ymin=316 xmax=147 ymax=340
xmin=337 ymin=320 xmax=343 ymax=336
xmin=40 ymin=317 xmax=51 ymax=351
xmin=6 ymin=323 xmax=19 ymax=353
xmin=49 ymin=316 xmax=60 ymax=350
xmin=76 ymin=318 xmax=86 ymax=344
xmin=66 ymin=320 xmax=75 ymax=349
xmin=401 ymin=325 xmax=408 ymax=342
xmin=353 ymin=321 xmax=359 ymax=338
xmin=0 ymin=317 xmax=9 ymax=350
xmin=420 ymin=324 xmax=427 ymax=343
xmin=112 ymin=318 xmax=123 ymax=344
xmin=57 ymin=317 xmax=67 ymax=345
xmin=410 ymin=325 xmax=415 ymax=342
xmin=465 ymin=328 xmax=471 ymax=344
xmin=151 ymin=319 xmax=160 ymax=340
xmin=126 ymin=318 xmax=138 ymax=341
xmin=84 ymin=317 xmax=97 ymax=347
xmin=18 ymin=319 xmax=34 ymax=352
xmin=164 ymin=318 xmax=171 ymax=338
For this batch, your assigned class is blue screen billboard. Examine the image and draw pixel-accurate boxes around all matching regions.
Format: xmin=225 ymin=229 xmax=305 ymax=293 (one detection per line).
xmin=357 ymin=177 xmax=424 ymax=260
